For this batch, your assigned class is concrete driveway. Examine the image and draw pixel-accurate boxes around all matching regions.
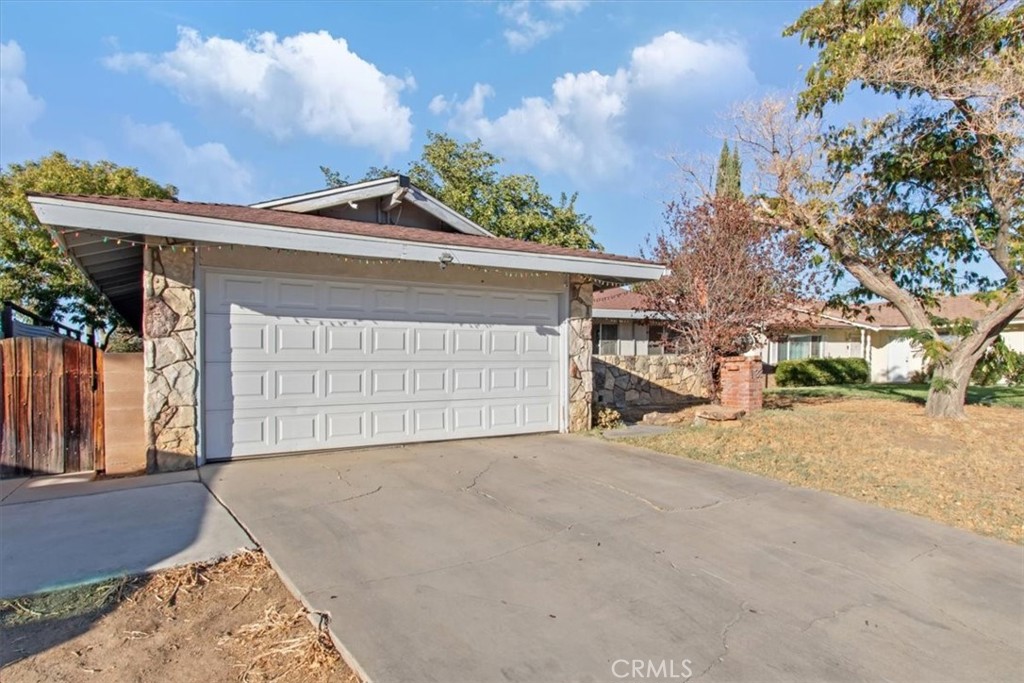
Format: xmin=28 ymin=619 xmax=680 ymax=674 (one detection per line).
xmin=203 ymin=434 xmax=1023 ymax=683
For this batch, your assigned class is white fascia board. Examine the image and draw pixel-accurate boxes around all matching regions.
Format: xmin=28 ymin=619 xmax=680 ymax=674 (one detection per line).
xmin=250 ymin=177 xmax=400 ymax=212
xmin=250 ymin=176 xmax=496 ymax=238
xmin=404 ymin=189 xmax=495 ymax=237
xmin=592 ymin=308 xmax=664 ymax=320
xmin=30 ymin=197 xmax=667 ymax=283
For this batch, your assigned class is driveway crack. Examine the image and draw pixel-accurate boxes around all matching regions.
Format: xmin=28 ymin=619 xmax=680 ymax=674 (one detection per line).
xmin=692 ymin=601 xmax=749 ymax=681
xmin=801 ymin=602 xmax=864 ymax=633
xmin=461 ymin=458 xmax=499 ymax=492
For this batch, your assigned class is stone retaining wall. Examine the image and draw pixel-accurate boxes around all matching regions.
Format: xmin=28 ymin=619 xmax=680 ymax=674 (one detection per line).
xmin=594 ymin=354 xmax=702 ymax=407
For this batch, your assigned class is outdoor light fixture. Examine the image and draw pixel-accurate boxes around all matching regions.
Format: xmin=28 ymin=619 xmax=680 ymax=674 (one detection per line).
xmin=438 ymin=252 xmax=454 ymax=270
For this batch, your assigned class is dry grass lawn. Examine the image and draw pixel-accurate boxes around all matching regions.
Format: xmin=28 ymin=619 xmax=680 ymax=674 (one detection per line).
xmin=0 ymin=551 xmax=359 ymax=683
xmin=631 ymin=397 xmax=1024 ymax=544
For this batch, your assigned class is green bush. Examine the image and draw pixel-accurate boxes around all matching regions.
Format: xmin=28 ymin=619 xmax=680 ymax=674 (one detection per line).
xmin=775 ymin=358 xmax=869 ymax=387
xmin=972 ymin=338 xmax=1024 ymax=387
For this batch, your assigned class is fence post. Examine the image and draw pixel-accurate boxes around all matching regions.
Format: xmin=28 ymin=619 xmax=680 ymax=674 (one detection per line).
xmin=1 ymin=303 xmax=12 ymax=339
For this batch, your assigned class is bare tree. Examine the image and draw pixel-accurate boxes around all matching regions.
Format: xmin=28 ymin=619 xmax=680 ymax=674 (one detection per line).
xmin=639 ymin=197 xmax=815 ymax=399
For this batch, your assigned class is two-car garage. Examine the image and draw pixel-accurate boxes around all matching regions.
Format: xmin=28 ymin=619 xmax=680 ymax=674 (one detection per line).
xmin=202 ymin=271 xmax=564 ymax=459
xmin=29 ymin=188 xmax=665 ymax=473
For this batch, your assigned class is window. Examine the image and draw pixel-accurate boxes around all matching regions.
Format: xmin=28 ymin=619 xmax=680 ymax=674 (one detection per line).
xmin=593 ymin=323 xmax=619 ymax=355
xmin=648 ymin=324 xmax=666 ymax=355
xmin=777 ymin=334 xmax=822 ymax=362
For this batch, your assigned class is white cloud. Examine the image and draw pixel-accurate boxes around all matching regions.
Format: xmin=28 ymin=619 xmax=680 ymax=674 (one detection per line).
xmin=498 ymin=1 xmax=588 ymax=51
xmin=428 ymin=94 xmax=450 ymax=115
xmin=545 ymin=0 xmax=589 ymax=13
xmin=123 ymin=120 xmax=255 ymax=203
xmin=0 ymin=41 xmax=45 ymax=140
xmin=448 ymin=31 xmax=756 ymax=181
xmin=106 ymin=28 xmax=415 ymax=156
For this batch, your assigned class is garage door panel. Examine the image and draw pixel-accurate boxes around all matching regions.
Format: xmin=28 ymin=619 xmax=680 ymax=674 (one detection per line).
xmin=413 ymin=328 xmax=448 ymax=354
xmin=326 ymin=284 xmax=365 ymax=312
xmin=276 ymin=369 xmax=319 ymax=400
xmin=326 ymin=369 xmax=365 ymax=398
xmin=370 ymin=327 xmax=409 ymax=354
xmin=370 ymin=286 xmax=409 ymax=314
xmin=203 ymin=272 xmax=562 ymax=459
xmin=325 ymin=327 xmax=365 ymax=354
xmin=275 ymin=279 xmax=320 ymax=310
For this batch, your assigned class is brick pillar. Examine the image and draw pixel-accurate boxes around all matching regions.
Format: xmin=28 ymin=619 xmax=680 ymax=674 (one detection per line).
xmin=720 ymin=356 xmax=763 ymax=413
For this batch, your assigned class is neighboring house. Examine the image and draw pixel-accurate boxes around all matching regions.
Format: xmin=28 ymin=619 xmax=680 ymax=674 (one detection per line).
xmin=28 ymin=176 xmax=665 ymax=472
xmin=592 ymin=287 xmax=677 ymax=355
xmin=593 ymin=287 xmax=1024 ymax=384
xmin=760 ymin=297 xmax=1024 ymax=383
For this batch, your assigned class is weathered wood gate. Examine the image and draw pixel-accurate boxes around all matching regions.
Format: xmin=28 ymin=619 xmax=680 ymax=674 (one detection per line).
xmin=0 ymin=337 xmax=105 ymax=477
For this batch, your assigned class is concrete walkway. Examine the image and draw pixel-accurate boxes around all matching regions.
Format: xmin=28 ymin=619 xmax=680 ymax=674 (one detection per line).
xmin=204 ymin=434 xmax=1024 ymax=683
xmin=0 ymin=471 xmax=254 ymax=599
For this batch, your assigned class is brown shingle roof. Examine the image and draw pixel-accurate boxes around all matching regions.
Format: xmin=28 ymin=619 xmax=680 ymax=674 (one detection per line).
xmin=592 ymin=288 xmax=1020 ymax=330
xmin=32 ymin=193 xmax=656 ymax=266
xmin=592 ymin=287 xmax=652 ymax=310
xmin=832 ymin=295 xmax=1024 ymax=328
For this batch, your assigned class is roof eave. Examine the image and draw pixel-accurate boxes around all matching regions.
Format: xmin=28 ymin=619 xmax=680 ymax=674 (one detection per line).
xmin=29 ymin=196 xmax=666 ymax=285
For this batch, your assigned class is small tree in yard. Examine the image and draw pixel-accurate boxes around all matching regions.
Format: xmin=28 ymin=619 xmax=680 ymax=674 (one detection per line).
xmin=639 ymin=198 xmax=813 ymax=399
xmin=1 ymin=152 xmax=176 ymax=334
xmin=731 ymin=0 xmax=1022 ymax=418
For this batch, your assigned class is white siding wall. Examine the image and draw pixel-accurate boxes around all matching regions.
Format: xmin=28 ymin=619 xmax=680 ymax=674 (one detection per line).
xmin=1001 ymin=324 xmax=1024 ymax=353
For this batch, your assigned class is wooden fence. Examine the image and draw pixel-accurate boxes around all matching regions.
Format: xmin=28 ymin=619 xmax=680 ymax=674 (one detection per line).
xmin=0 ymin=337 xmax=105 ymax=477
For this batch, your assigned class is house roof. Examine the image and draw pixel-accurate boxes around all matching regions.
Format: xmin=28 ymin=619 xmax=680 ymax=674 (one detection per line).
xmin=824 ymin=295 xmax=1024 ymax=330
xmin=593 ymin=286 xmax=1022 ymax=331
xmin=28 ymin=193 xmax=666 ymax=332
xmin=593 ymin=287 xmax=650 ymax=311
xmin=251 ymin=175 xmax=496 ymax=237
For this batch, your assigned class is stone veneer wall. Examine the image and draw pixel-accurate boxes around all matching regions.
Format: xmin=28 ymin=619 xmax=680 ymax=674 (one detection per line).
xmin=593 ymin=355 xmax=702 ymax=407
xmin=567 ymin=278 xmax=593 ymax=432
xmin=143 ymin=240 xmax=198 ymax=472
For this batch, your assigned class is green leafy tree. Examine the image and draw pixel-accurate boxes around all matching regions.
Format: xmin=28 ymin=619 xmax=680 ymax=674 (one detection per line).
xmin=0 ymin=152 xmax=176 ymax=332
xmin=321 ymin=132 xmax=598 ymax=249
xmin=714 ymin=142 xmax=743 ymax=200
xmin=731 ymin=0 xmax=1022 ymax=418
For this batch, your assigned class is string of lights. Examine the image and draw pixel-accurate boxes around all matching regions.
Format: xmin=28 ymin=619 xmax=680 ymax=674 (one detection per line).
xmin=53 ymin=228 xmax=617 ymax=285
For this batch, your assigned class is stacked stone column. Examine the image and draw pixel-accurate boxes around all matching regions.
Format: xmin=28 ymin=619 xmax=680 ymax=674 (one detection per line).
xmin=143 ymin=239 xmax=198 ymax=472
xmin=567 ymin=277 xmax=593 ymax=431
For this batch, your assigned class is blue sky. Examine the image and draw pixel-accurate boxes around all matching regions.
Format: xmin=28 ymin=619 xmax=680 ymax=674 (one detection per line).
xmin=1 ymin=0 xmax=879 ymax=259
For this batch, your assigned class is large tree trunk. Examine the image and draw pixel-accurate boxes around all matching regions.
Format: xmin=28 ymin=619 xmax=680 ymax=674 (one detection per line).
xmin=925 ymin=356 xmax=975 ymax=419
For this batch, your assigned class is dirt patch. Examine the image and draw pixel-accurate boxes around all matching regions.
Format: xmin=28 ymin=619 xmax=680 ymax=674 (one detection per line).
xmin=0 ymin=551 xmax=359 ymax=683
xmin=630 ymin=399 xmax=1024 ymax=544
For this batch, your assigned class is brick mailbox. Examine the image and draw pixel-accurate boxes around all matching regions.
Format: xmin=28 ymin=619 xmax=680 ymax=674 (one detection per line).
xmin=720 ymin=356 xmax=763 ymax=413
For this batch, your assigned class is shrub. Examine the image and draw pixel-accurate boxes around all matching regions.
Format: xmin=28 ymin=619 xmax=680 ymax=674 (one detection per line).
xmin=775 ymin=358 xmax=869 ymax=387
xmin=972 ymin=338 xmax=1024 ymax=387
xmin=593 ymin=406 xmax=624 ymax=429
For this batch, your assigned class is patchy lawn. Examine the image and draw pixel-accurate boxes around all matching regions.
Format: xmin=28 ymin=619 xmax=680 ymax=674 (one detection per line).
xmin=767 ymin=382 xmax=1024 ymax=408
xmin=0 ymin=551 xmax=359 ymax=683
xmin=630 ymin=398 xmax=1024 ymax=544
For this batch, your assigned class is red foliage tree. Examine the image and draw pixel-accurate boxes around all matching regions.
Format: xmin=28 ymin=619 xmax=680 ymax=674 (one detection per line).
xmin=639 ymin=197 xmax=815 ymax=399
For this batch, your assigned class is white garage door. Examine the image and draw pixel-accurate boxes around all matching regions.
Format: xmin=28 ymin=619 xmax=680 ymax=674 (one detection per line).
xmin=202 ymin=271 xmax=563 ymax=459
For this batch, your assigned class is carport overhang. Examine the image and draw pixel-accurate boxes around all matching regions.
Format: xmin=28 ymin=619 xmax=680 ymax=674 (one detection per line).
xmin=30 ymin=195 xmax=668 ymax=333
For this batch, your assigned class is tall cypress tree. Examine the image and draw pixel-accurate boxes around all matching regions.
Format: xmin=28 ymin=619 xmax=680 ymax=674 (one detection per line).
xmin=714 ymin=141 xmax=732 ymax=198
xmin=730 ymin=146 xmax=742 ymax=199
xmin=714 ymin=141 xmax=743 ymax=200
